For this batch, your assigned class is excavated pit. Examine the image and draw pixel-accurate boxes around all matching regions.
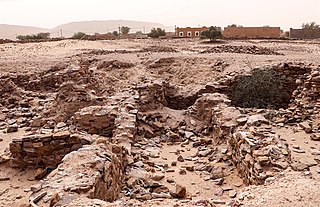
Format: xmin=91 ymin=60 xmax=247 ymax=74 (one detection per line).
xmin=228 ymin=68 xmax=297 ymax=110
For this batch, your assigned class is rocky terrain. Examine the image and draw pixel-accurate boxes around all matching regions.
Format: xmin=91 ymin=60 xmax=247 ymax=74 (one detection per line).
xmin=1 ymin=38 xmax=320 ymax=207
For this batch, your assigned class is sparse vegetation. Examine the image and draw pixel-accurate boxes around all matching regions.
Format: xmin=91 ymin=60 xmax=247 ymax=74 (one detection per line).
xmin=231 ymin=68 xmax=294 ymax=109
xmin=72 ymin=32 xmax=87 ymax=39
xmin=200 ymin=26 xmax=222 ymax=41
xmin=120 ymin=26 xmax=130 ymax=35
xmin=227 ymin=24 xmax=243 ymax=27
xmin=302 ymin=22 xmax=320 ymax=29
xmin=112 ymin=31 xmax=119 ymax=36
xmin=16 ymin=32 xmax=50 ymax=41
xmin=148 ymin=28 xmax=166 ymax=38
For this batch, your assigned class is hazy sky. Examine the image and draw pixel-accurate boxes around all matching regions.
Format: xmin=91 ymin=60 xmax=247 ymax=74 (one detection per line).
xmin=0 ymin=0 xmax=319 ymax=30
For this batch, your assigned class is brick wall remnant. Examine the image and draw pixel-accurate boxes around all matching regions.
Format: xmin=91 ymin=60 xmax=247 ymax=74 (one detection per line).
xmin=290 ymin=28 xmax=320 ymax=39
xmin=223 ymin=27 xmax=281 ymax=39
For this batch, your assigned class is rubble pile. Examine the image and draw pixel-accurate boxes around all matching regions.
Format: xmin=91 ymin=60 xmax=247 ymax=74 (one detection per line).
xmin=97 ymin=60 xmax=135 ymax=70
xmin=201 ymin=45 xmax=283 ymax=55
xmin=83 ymin=49 xmax=134 ymax=56
xmin=147 ymin=57 xmax=175 ymax=69
xmin=139 ymin=46 xmax=178 ymax=53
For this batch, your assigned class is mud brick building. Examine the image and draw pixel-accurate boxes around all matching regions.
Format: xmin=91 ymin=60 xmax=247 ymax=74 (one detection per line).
xmin=223 ymin=27 xmax=281 ymax=39
xmin=290 ymin=28 xmax=320 ymax=39
xmin=176 ymin=26 xmax=209 ymax=38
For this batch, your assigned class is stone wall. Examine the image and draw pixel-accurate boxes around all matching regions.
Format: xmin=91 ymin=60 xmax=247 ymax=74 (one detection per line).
xmin=33 ymin=143 xmax=128 ymax=206
xmin=290 ymin=28 xmax=320 ymax=39
xmin=9 ymin=131 xmax=91 ymax=168
xmin=211 ymin=99 xmax=291 ymax=185
xmin=223 ymin=27 xmax=281 ymax=39
xmin=73 ymin=105 xmax=117 ymax=137
xmin=229 ymin=125 xmax=290 ymax=185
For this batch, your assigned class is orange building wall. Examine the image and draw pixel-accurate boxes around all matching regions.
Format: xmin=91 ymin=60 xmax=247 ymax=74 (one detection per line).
xmin=223 ymin=27 xmax=281 ymax=39
xmin=290 ymin=28 xmax=320 ymax=39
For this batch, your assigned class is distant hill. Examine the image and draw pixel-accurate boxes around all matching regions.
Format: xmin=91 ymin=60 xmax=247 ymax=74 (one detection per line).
xmin=0 ymin=20 xmax=174 ymax=40
xmin=0 ymin=24 xmax=49 ymax=40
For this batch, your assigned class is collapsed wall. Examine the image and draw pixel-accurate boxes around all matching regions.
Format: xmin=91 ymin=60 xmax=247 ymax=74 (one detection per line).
xmin=31 ymin=143 xmax=128 ymax=206
xmin=208 ymin=95 xmax=291 ymax=185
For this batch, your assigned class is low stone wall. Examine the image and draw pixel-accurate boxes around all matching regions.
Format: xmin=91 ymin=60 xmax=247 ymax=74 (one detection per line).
xmin=73 ymin=106 xmax=117 ymax=137
xmin=9 ymin=131 xmax=91 ymax=168
xmin=229 ymin=126 xmax=290 ymax=185
xmin=210 ymin=97 xmax=291 ymax=185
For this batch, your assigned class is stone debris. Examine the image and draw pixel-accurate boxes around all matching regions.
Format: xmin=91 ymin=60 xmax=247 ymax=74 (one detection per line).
xmin=201 ymin=45 xmax=283 ymax=55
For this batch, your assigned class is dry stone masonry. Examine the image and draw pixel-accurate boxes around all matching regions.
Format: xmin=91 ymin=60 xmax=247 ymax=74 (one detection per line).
xmin=9 ymin=131 xmax=91 ymax=168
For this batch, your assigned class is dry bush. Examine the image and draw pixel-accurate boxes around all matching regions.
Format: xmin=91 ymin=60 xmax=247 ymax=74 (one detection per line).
xmin=231 ymin=68 xmax=294 ymax=109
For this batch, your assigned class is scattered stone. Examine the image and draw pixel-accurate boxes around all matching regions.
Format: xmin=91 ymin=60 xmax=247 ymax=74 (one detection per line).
xmin=179 ymin=169 xmax=187 ymax=175
xmin=247 ymin=114 xmax=268 ymax=126
xmin=213 ymin=178 xmax=224 ymax=185
xmin=167 ymin=178 xmax=175 ymax=183
xmin=171 ymin=184 xmax=186 ymax=198
xmin=151 ymin=173 xmax=165 ymax=181
xmin=229 ymin=190 xmax=237 ymax=198
xmin=184 ymin=131 xmax=194 ymax=139
xmin=6 ymin=124 xmax=18 ymax=133
xmin=311 ymin=133 xmax=320 ymax=141
xmin=292 ymin=148 xmax=306 ymax=153
xmin=50 ymin=192 xmax=60 ymax=207
xmin=211 ymin=167 xmax=224 ymax=180
xmin=186 ymin=166 xmax=194 ymax=172
xmin=56 ymin=122 xmax=67 ymax=129
xmin=198 ymin=149 xmax=214 ymax=157
xmin=30 ymin=184 xmax=42 ymax=193
xmin=265 ymin=177 xmax=276 ymax=185
xmin=0 ymin=177 xmax=10 ymax=181
xmin=35 ymin=168 xmax=48 ymax=180
xmin=311 ymin=149 xmax=320 ymax=155
xmin=211 ymin=199 xmax=226 ymax=205
xmin=291 ymin=162 xmax=309 ymax=171
xmin=299 ymin=121 xmax=312 ymax=133
xmin=177 ymin=155 xmax=184 ymax=162
xmin=299 ymin=157 xmax=318 ymax=167
xmin=221 ymin=148 xmax=228 ymax=154
xmin=221 ymin=185 xmax=233 ymax=191
xmin=214 ymin=187 xmax=224 ymax=196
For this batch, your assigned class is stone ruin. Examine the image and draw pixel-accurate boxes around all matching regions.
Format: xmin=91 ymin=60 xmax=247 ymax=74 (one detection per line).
xmin=1 ymin=61 xmax=320 ymax=206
